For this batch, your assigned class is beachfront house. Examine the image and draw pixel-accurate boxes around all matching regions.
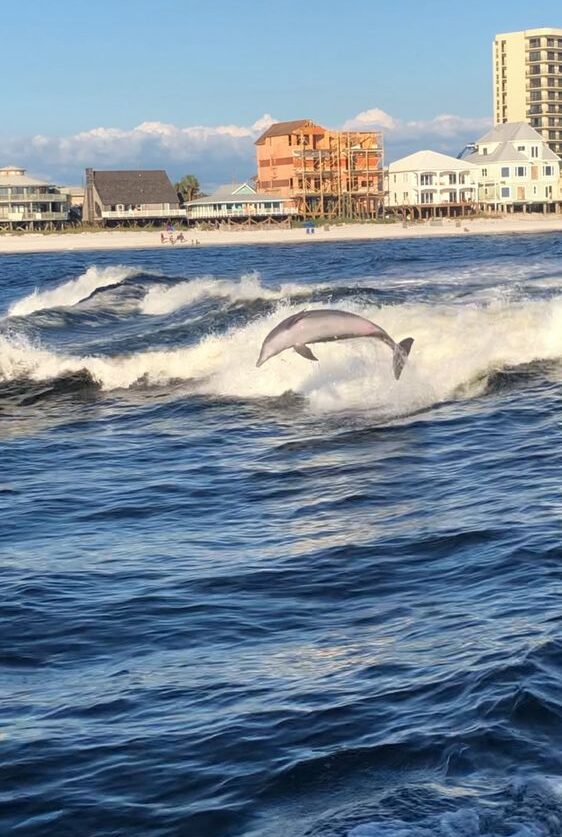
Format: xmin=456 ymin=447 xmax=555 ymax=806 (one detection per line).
xmin=82 ymin=168 xmax=185 ymax=226
xmin=465 ymin=122 xmax=561 ymax=211
xmin=0 ymin=166 xmax=70 ymax=230
xmin=384 ymin=151 xmax=479 ymax=219
xmin=184 ymin=182 xmax=298 ymax=225
xmin=255 ymin=119 xmax=384 ymax=219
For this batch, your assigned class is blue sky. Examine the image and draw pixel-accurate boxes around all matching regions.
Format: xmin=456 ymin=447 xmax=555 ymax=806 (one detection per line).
xmin=3 ymin=0 xmax=561 ymax=187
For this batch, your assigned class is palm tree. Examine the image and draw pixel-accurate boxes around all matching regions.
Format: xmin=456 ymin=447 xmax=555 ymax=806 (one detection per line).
xmin=175 ymin=175 xmax=204 ymax=202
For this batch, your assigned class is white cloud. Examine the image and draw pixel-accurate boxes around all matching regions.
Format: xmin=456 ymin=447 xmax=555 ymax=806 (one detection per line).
xmin=343 ymin=107 xmax=491 ymax=160
xmin=0 ymin=109 xmax=491 ymax=187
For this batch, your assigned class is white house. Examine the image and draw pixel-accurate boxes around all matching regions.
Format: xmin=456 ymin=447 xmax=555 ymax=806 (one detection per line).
xmin=384 ymin=150 xmax=479 ymax=218
xmin=465 ymin=122 xmax=561 ymax=211
xmin=185 ymin=182 xmax=298 ymax=223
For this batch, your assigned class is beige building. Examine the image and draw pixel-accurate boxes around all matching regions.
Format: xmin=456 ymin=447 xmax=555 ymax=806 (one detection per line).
xmin=493 ymin=28 xmax=562 ymax=157
xmin=0 ymin=166 xmax=70 ymax=230
xmin=384 ymin=150 xmax=479 ymax=219
xmin=465 ymin=122 xmax=560 ymax=211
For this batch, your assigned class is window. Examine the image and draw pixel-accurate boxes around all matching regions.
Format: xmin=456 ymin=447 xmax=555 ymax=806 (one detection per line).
xmin=531 ymin=146 xmax=539 ymax=157
xmin=544 ymin=165 xmax=554 ymax=175
xmin=403 ymin=192 xmax=409 ymax=202
xmin=448 ymin=173 xmax=457 ymax=184
xmin=516 ymin=167 xmax=526 ymax=176
xmin=501 ymin=187 xmax=510 ymax=198
xmin=420 ymin=173 xmax=433 ymax=186
xmin=482 ymin=147 xmax=488 ymax=155
xmin=501 ymin=166 xmax=510 ymax=177
xmin=517 ymin=145 xmax=525 ymax=151
xmin=482 ymin=168 xmax=488 ymax=177
xmin=421 ymin=191 xmax=433 ymax=204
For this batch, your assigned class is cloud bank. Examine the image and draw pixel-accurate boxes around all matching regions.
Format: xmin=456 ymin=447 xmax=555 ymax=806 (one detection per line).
xmin=0 ymin=109 xmax=491 ymax=188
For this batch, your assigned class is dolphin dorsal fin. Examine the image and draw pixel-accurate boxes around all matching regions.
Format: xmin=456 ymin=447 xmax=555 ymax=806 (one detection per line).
xmin=294 ymin=344 xmax=318 ymax=361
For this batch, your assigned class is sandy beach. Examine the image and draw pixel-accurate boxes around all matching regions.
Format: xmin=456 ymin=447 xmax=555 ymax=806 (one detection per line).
xmin=1 ymin=214 xmax=562 ymax=255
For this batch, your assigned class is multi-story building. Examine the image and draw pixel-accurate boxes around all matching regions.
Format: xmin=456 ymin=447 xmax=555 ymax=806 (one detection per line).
xmin=465 ymin=122 xmax=561 ymax=210
xmin=255 ymin=119 xmax=383 ymax=219
xmin=384 ymin=150 xmax=479 ymax=219
xmin=0 ymin=166 xmax=70 ymax=230
xmin=493 ymin=28 xmax=562 ymax=157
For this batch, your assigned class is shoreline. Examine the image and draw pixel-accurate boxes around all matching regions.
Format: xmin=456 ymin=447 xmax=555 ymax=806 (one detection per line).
xmin=1 ymin=215 xmax=562 ymax=255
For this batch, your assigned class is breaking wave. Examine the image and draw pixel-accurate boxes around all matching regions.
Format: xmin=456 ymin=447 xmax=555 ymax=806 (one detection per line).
xmin=139 ymin=271 xmax=315 ymax=315
xmin=2 ymin=294 xmax=562 ymax=416
xmin=5 ymin=265 xmax=140 ymax=317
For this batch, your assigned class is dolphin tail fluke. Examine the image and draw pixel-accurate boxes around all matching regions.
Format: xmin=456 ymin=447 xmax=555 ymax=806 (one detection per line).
xmin=393 ymin=337 xmax=414 ymax=380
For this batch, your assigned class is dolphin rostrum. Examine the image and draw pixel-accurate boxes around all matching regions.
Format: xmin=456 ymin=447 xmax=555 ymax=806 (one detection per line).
xmin=256 ymin=309 xmax=414 ymax=380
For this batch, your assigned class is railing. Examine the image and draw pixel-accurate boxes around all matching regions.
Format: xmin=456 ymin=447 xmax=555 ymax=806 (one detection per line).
xmin=186 ymin=205 xmax=298 ymax=219
xmin=0 ymin=211 xmax=69 ymax=221
xmin=0 ymin=191 xmax=68 ymax=201
xmin=100 ymin=208 xmax=186 ymax=219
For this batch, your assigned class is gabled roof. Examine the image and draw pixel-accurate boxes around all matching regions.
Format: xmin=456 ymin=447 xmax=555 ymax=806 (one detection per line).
xmin=255 ymin=119 xmax=323 ymax=145
xmin=388 ymin=149 xmax=479 ymax=171
xmin=465 ymin=146 xmax=528 ymax=164
xmin=477 ymin=122 xmax=546 ymax=144
xmin=465 ymin=121 xmax=561 ymax=164
xmin=92 ymin=170 xmax=179 ymax=206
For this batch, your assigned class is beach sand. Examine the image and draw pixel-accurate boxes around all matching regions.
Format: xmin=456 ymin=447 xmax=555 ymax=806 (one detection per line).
xmin=1 ymin=215 xmax=562 ymax=255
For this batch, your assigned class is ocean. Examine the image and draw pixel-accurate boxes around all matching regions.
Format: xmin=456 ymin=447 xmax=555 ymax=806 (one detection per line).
xmin=2 ymin=234 xmax=562 ymax=837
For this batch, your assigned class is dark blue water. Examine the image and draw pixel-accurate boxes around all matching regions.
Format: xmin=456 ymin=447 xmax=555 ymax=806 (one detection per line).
xmin=2 ymin=235 xmax=562 ymax=837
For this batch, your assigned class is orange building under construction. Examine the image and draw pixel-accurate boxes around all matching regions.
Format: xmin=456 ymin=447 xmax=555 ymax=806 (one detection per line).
xmin=255 ymin=119 xmax=383 ymax=219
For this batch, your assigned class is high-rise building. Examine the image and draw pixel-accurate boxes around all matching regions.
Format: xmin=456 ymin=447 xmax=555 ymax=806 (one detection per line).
xmin=493 ymin=28 xmax=562 ymax=157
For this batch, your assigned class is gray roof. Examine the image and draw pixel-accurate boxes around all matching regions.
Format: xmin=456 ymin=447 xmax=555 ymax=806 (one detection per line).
xmin=477 ymin=122 xmax=544 ymax=144
xmin=466 ymin=121 xmax=561 ymax=164
xmin=465 ymin=146 xmax=528 ymax=164
xmin=92 ymin=170 xmax=179 ymax=206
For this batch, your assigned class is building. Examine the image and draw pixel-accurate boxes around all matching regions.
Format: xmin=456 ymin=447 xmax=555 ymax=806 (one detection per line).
xmin=82 ymin=169 xmax=185 ymax=226
xmin=493 ymin=28 xmax=562 ymax=157
xmin=0 ymin=166 xmax=70 ymax=230
xmin=384 ymin=150 xmax=479 ymax=219
xmin=465 ymin=122 xmax=561 ymax=211
xmin=255 ymin=119 xmax=383 ymax=219
xmin=185 ymin=182 xmax=297 ymax=225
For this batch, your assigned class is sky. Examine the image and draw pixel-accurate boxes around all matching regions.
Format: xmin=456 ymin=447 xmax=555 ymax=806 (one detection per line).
xmin=3 ymin=0 xmax=561 ymax=188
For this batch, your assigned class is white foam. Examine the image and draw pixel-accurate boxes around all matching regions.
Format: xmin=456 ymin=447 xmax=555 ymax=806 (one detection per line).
xmin=3 ymin=296 xmax=562 ymax=416
xmin=139 ymin=271 xmax=313 ymax=315
xmin=6 ymin=265 xmax=139 ymax=317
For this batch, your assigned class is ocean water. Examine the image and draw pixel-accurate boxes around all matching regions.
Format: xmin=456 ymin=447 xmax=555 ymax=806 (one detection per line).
xmin=2 ymin=234 xmax=562 ymax=837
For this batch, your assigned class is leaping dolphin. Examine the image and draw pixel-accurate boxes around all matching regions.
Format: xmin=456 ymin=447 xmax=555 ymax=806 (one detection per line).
xmin=256 ymin=309 xmax=414 ymax=380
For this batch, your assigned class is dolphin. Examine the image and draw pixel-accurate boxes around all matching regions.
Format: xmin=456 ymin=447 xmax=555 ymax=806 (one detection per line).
xmin=256 ymin=309 xmax=414 ymax=380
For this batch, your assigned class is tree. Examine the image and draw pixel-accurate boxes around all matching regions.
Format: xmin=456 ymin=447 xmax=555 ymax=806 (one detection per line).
xmin=175 ymin=174 xmax=205 ymax=202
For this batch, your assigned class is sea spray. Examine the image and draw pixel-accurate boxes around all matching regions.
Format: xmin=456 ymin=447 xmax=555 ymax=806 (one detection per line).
xmin=6 ymin=265 xmax=140 ymax=318
xmin=2 ymin=296 xmax=562 ymax=418
xmin=139 ymin=271 xmax=316 ymax=315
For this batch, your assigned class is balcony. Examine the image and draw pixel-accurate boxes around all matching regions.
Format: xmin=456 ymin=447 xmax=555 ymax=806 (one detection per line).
xmin=0 ymin=190 xmax=68 ymax=202
xmin=0 ymin=210 xmax=68 ymax=221
xmin=100 ymin=207 xmax=187 ymax=219
xmin=186 ymin=205 xmax=297 ymax=219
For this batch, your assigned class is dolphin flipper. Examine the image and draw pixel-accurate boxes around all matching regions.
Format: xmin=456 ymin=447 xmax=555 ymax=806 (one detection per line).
xmin=393 ymin=338 xmax=414 ymax=380
xmin=294 ymin=344 xmax=318 ymax=362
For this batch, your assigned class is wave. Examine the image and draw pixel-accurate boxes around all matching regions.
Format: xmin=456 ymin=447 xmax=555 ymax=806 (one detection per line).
xmin=344 ymin=776 xmax=562 ymax=837
xmin=139 ymin=271 xmax=315 ymax=315
xmin=2 ymin=295 xmax=562 ymax=415
xmin=5 ymin=265 xmax=140 ymax=317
